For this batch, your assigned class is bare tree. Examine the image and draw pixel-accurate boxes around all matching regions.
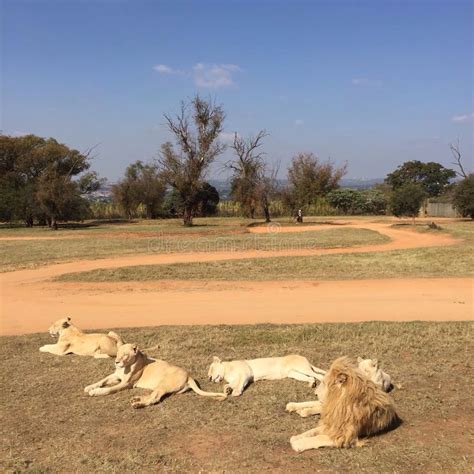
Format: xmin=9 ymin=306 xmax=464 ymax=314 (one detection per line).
xmin=159 ymin=96 xmax=226 ymax=226
xmin=227 ymin=130 xmax=267 ymax=219
xmin=257 ymin=160 xmax=279 ymax=222
xmin=450 ymin=140 xmax=469 ymax=179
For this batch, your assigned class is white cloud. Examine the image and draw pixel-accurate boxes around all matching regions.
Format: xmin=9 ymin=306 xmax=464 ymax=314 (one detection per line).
xmin=193 ymin=63 xmax=241 ymax=88
xmin=294 ymin=119 xmax=304 ymax=127
xmin=153 ymin=64 xmax=180 ymax=74
xmin=451 ymin=113 xmax=474 ymax=123
xmin=352 ymin=77 xmax=382 ymax=87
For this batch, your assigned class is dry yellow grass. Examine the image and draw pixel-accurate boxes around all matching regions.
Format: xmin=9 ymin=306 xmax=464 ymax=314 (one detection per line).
xmin=1 ymin=322 xmax=472 ymax=473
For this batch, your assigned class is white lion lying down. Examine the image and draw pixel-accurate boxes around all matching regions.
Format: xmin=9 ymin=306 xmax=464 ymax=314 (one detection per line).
xmin=289 ymin=357 xmax=398 ymax=452
xmin=39 ymin=317 xmax=124 ymax=358
xmin=85 ymin=343 xmax=227 ymax=408
xmin=208 ymin=355 xmax=326 ymax=396
xmin=286 ymin=357 xmax=393 ymax=417
xmin=357 ymin=356 xmax=392 ymax=392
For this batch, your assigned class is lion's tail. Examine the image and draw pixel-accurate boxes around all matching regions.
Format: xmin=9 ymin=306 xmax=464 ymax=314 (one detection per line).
xmin=107 ymin=331 xmax=124 ymax=346
xmin=187 ymin=377 xmax=227 ymax=400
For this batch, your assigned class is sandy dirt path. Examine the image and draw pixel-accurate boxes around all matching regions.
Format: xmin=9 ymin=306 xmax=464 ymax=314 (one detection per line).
xmin=1 ymin=222 xmax=471 ymax=335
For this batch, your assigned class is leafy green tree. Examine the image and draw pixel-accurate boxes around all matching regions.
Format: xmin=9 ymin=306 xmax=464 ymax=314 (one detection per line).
xmin=196 ymin=182 xmax=220 ymax=216
xmin=0 ymin=134 xmax=100 ymax=228
xmin=385 ymin=160 xmax=455 ymax=197
xmin=327 ymin=189 xmax=364 ymax=214
xmin=162 ymin=183 xmax=219 ymax=218
xmin=286 ymin=152 xmax=347 ymax=213
xmin=390 ymin=183 xmax=426 ymax=218
xmin=361 ymin=189 xmax=388 ymax=215
xmin=162 ymin=189 xmax=184 ymax=217
xmin=452 ymin=174 xmax=474 ymax=219
xmin=327 ymin=188 xmax=388 ymax=215
xmin=112 ymin=161 xmax=166 ymax=219
xmin=159 ymin=96 xmax=226 ymax=226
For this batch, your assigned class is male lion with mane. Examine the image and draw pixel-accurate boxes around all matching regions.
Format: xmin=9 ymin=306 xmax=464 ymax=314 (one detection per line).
xmin=84 ymin=343 xmax=227 ymax=408
xmin=290 ymin=357 xmax=399 ymax=452
xmin=286 ymin=356 xmax=394 ymax=417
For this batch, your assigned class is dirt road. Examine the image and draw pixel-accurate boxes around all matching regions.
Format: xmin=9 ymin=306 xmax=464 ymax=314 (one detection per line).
xmin=1 ymin=222 xmax=471 ymax=335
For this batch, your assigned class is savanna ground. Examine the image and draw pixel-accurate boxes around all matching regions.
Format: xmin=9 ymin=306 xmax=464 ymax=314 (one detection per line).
xmin=1 ymin=323 xmax=472 ymax=473
xmin=0 ymin=216 xmax=473 ymax=472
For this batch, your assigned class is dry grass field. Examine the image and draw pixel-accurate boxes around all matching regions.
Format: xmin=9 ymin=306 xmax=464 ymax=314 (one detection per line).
xmin=1 ymin=322 xmax=472 ymax=473
xmin=1 ymin=216 xmax=473 ymax=473
xmin=0 ymin=219 xmax=387 ymax=272
xmin=55 ymin=221 xmax=473 ymax=282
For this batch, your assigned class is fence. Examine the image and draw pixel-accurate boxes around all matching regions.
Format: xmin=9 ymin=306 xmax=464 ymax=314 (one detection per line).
xmin=421 ymin=201 xmax=459 ymax=218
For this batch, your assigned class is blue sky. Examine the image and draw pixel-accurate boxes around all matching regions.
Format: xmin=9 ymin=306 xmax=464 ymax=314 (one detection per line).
xmin=2 ymin=0 xmax=473 ymax=181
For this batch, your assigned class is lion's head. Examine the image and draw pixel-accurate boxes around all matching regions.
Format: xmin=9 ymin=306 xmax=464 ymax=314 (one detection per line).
xmin=357 ymin=356 xmax=379 ymax=379
xmin=324 ymin=357 xmax=368 ymax=400
xmin=319 ymin=357 xmax=398 ymax=447
xmin=115 ymin=343 xmax=140 ymax=368
xmin=48 ymin=317 xmax=72 ymax=337
xmin=208 ymin=356 xmax=225 ymax=382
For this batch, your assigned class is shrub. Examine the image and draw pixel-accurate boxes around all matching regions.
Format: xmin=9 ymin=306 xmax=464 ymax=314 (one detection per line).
xmin=452 ymin=174 xmax=474 ymax=219
xmin=390 ymin=183 xmax=426 ymax=218
xmin=327 ymin=189 xmax=388 ymax=215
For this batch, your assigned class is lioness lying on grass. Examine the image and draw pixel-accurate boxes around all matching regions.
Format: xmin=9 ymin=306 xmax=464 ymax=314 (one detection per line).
xmin=39 ymin=317 xmax=124 ymax=358
xmin=286 ymin=357 xmax=393 ymax=417
xmin=208 ymin=355 xmax=326 ymax=396
xmin=290 ymin=357 xmax=399 ymax=452
xmin=85 ymin=343 xmax=227 ymax=408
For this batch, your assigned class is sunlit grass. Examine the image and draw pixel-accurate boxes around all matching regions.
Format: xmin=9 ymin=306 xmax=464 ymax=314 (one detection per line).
xmin=56 ymin=221 xmax=473 ymax=282
xmin=0 ymin=226 xmax=387 ymax=272
xmin=1 ymin=321 xmax=472 ymax=472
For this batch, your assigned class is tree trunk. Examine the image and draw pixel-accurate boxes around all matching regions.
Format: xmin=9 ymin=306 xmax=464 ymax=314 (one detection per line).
xmin=262 ymin=196 xmax=271 ymax=223
xmin=50 ymin=217 xmax=58 ymax=230
xmin=183 ymin=206 xmax=193 ymax=226
xmin=25 ymin=216 xmax=33 ymax=228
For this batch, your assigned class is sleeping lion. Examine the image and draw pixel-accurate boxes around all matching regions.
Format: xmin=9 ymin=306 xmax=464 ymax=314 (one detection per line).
xmin=84 ymin=343 xmax=227 ymax=408
xmin=286 ymin=357 xmax=393 ymax=417
xmin=357 ymin=356 xmax=393 ymax=392
xmin=290 ymin=357 xmax=399 ymax=451
xmin=208 ymin=355 xmax=325 ymax=396
xmin=39 ymin=317 xmax=124 ymax=358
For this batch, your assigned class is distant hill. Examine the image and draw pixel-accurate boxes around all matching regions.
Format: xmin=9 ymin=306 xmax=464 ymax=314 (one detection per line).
xmin=209 ymin=177 xmax=384 ymax=198
xmin=91 ymin=177 xmax=384 ymax=202
xmin=339 ymin=178 xmax=384 ymax=189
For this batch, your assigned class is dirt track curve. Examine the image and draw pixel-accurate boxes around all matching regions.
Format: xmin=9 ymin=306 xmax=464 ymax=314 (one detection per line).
xmin=0 ymin=222 xmax=472 ymax=335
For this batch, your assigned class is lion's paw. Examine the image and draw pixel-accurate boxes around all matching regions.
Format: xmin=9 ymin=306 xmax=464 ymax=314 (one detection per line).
xmin=88 ymin=388 xmax=106 ymax=397
xmin=286 ymin=402 xmax=297 ymax=412
xmin=130 ymin=398 xmax=145 ymax=409
xmin=290 ymin=436 xmax=307 ymax=453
